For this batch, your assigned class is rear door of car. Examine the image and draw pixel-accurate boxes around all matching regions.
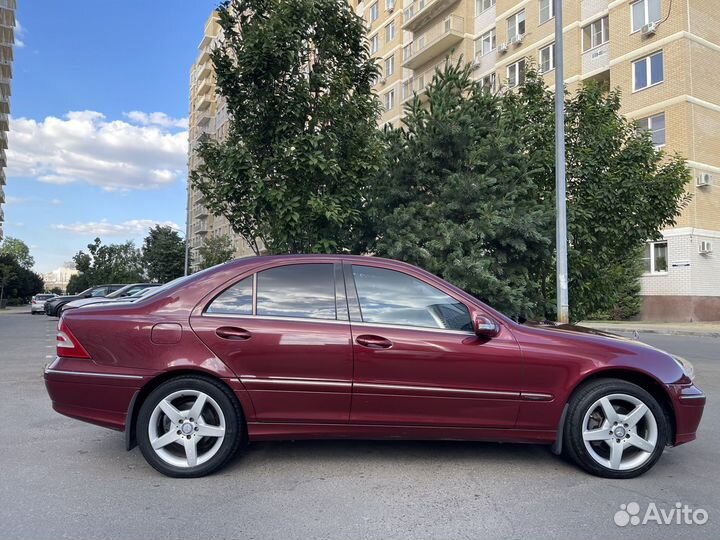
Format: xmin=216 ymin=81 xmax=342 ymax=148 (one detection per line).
xmin=190 ymin=261 xmax=354 ymax=423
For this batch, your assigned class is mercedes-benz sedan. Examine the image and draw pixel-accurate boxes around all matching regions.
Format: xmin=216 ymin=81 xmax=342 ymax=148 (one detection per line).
xmin=44 ymin=255 xmax=705 ymax=478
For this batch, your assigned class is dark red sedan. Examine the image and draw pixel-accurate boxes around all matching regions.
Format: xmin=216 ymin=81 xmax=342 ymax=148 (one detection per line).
xmin=44 ymin=255 xmax=705 ymax=478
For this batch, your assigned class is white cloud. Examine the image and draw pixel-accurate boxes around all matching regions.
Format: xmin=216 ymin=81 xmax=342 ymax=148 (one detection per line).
xmin=52 ymin=219 xmax=182 ymax=237
xmin=50 ymin=198 xmax=63 ymax=206
xmin=15 ymin=19 xmax=25 ymax=48
xmin=7 ymin=110 xmax=188 ymax=191
xmin=5 ymin=195 xmax=26 ymax=204
xmin=124 ymin=111 xmax=189 ymax=129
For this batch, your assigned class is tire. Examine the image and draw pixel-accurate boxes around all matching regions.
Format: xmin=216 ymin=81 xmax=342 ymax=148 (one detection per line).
xmin=137 ymin=375 xmax=244 ymax=478
xmin=563 ymin=378 xmax=668 ymax=479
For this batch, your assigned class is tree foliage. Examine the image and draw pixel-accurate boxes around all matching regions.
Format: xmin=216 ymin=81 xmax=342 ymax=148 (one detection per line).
xmin=142 ymin=225 xmax=186 ymax=282
xmin=369 ymin=63 xmax=690 ymax=321
xmin=67 ymin=238 xmax=145 ymax=293
xmin=0 ymin=254 xmax=44 ymax=305
xmin=197 ymin=235 xmax=235 ymax=270
xmin=0 ymin=237 xmax=35 ymax=270
xmin=191 ymin=0 xmax=385 ymax=255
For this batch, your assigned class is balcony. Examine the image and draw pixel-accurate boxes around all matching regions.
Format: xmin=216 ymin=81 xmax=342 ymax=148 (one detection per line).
xmin=401 ymin=60 xmax=449 ymax=103
xmin=582 ymin=42 xmax=610 ymax=75
xmin=195 ymin=220 xmax=208 ymax=235
xmin=402 ymin=15 xmax=464 ymax=70
xmin=197 ymin=76 xmax=213 ymax=96
xmin=403 ymin=0 xmax=455 ymax=32
xmin=195 ymin=205 xmax=209 ymax=218
xmin=0 ymin=149 xmax=5 ymax=167
xmin=196 ymin=93 xmax=215 ymax=112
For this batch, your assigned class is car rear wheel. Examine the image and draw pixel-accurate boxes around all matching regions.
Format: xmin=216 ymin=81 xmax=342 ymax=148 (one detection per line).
xmin=563 ymin=379 xmax=668 ymax=479
xmin=137 ymin=376 xmax=244 ymax=478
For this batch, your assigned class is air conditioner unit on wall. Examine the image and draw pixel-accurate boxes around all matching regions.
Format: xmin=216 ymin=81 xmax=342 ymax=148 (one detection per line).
xmin=697 ymin=172 xmax=714 ymax=187
xmin=387 ymin=1 xmax=394 ymax=13
xmin=498 ymin=43 xmax=508 ymax=54
xmin=641 ymin=22 xmax=658 ymax=36
xmin=379 ymin=77 xmax=387 ymax=85
xmin=699 ymin=240 xmax=713 ymax=254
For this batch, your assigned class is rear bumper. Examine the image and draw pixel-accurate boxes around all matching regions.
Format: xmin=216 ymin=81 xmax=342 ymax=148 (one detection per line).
xmin=44 ymin=357 xmax=145 ymax=431
xmin=669 ymin=383 xmax=706 ymax=445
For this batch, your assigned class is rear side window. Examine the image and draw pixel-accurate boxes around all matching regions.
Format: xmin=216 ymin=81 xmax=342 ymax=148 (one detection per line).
xmin=351 ymin=265 xmax=472 ymax=331
xmin=206 ymin=276 xmax=253 ymax=315
xmin=257 ymin=264 xmax=336 ymax=320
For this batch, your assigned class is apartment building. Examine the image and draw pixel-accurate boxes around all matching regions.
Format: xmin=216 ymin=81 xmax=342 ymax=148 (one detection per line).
xmin=186 ymin=12 xmax=255 ymax=272
xmin=351 ymin=0 xmax=720 ymax=320
xmin=0 ymin=0 xmax=16 ymax=241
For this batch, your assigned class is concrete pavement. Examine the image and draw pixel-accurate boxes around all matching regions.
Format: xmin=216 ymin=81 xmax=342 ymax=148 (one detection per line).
xmin=1 ymin=312 xmax=718 ymax=539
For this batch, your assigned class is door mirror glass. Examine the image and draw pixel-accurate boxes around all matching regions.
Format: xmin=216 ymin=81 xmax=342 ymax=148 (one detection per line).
xmin=474 ymin=315 xmax=499 ymax=338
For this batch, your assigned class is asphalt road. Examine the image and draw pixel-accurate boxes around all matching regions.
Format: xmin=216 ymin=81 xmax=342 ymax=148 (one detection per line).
xmin=1 ymin=309 xmax=718 ymax=540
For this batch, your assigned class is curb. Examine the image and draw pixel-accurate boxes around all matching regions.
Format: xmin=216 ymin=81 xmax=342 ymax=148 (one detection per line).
xmin=582 ymin=325 xmax=720 ymax=339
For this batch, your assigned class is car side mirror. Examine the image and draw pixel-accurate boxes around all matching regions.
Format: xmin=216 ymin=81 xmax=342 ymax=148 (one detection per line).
xmin=83 ymin=293 xmax=93 ymax=298
xmin=474 ymin=315 xmax=499 ymax=338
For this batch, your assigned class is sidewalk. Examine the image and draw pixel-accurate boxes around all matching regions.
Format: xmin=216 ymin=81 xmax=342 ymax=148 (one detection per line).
xmin=580 ymin=320 xmax=720 ymax=338
xmin=0 ymin=306 xmax=30 ymax=315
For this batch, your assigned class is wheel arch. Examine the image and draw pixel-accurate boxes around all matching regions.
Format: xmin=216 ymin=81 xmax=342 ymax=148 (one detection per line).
xmin=124 ymin=369 xmax=247 ymax=451
xmin=553 ymin=368 xmax=676 ymax=455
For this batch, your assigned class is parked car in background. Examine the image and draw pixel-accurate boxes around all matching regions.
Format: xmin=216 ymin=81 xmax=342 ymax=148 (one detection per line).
xmin=44 ymin=255 xmax=704 ymax=479
xmin=44 ymin=284 xmax=125 ymax=316
xmin=30 ymin=293 xmax=57 ymax=314
xmin=59 ymin=283 xmax=163 ymax=315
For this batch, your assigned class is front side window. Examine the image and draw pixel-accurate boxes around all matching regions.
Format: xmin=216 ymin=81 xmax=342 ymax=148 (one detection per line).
xmin=637 ymin=113 xmax=666 ymax=147
xmin=90 ymin=287 xmax=108 ymax=297
xmin=583 ymin=16 xmax=609 ymax=51
xmin=256 ymin=264 xmax=336 ymax=320
xmin=507 ymin=10 xmax=526 ymax=42
xmin=539 ymin=0 xmax=554 ymax=24
xmin=633 ymin=51 xmax=663 ymax=91
xmin=351 ymin=266 xmax=472 ymax=331
xmin=539 ymin=43 xmax=555 ymax=73
xmin=631 ymin=0 xmax=662 ymax=32
xmin=207 ymin=276 xmax=253 ymax=315
xmin=507 ymin=59 xmax=526 ymax=88
xmin=642 ymin=241 xmax=668 ymax=274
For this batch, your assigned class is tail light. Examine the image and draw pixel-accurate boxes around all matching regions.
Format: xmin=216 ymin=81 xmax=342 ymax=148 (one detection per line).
xmin=56 ymin=317 xmax=91 ymax=359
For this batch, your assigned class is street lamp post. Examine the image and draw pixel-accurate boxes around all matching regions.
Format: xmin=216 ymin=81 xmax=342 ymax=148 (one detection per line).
xmin=554 ymin=0 xmax=569 ymax=324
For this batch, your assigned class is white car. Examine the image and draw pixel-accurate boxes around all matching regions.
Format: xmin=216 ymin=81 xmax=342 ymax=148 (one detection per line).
xmin=30 ymin=293 xmax=57 ymax=314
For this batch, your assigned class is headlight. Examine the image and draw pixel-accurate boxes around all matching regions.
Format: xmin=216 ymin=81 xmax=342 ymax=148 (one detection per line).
xmin=672 ymin=355 xmax=695 ymax=381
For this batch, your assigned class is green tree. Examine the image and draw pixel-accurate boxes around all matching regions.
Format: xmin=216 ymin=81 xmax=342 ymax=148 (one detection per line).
xmin=197 ymin=235 xmax=235 ymax=270
xmin=0 ymin=263 xmax=15 ymax=308
xmin=370 ymin=64 xmax=690 ymax=321
xmin=0 ymin=237 xmax=35 ymax=269
xmin=0 ymin=254 xmax=44 ymax=306
xmin=48 ymin=286 xmax=64 ymax=296
xmin=369 ymin=63 xmax=552 ymax=317
xmin=191 ymin=0 xmax=385 ymax=255
xmin=142 ymin=225 xmax=186 ymax=282
xmin=70 ymin=238 xmax=145 ymax=290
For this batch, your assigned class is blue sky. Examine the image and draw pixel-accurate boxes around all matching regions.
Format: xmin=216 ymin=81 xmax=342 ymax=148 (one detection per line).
xmin=4 ymin=0 xmax=218 ymax=273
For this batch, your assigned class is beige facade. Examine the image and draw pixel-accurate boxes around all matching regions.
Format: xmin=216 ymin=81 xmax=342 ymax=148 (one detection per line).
xmin=0 ymin=0 xmax=16 ymax=241
xmin=186 ymin=13 xmax=255 ymax=272
xmin=351 ymin=0 xmax=720 ymax=320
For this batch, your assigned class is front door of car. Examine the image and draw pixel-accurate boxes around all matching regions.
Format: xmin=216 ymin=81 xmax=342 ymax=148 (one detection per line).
xmin=190 ymin=262 xmax=353 ymax=423
xmin=345 ymin=263 xmax=523 ymax=428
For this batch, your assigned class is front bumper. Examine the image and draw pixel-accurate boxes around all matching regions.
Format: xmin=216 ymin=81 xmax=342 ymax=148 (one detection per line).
xmin=44 ymin=357 xmax=145 ymax=431
xmin=669 ymin=383 xmax=706 ymax=445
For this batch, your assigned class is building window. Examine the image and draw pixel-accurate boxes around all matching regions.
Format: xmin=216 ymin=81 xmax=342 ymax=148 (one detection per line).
xmin=507 ymin=59 xmax=526 ymax=88
xmin=539 ymin=0 xmax=554 ymax=24
xmin=370 ymin=33 xmax=379 ymax=54
xmin=583 ymin=16 xmax=609 ymax=51
xmin=385 ymin=20 xmax=396 ymax=42
xmin=642 ymin=241 xmax=668 ymax=274
xmin=385 ymin=0 xmax=395 ymax=10
xmin=480 ymin=73 xmax=496 ymax=92
xmin=369 ymin=2 xmax=379 ymax=23
xmin=631 ymin=0 xmax=662 ymax=33
xmin=507 ymin=10 xmax=526 ymax=43
xmin=384 ymin=89 xmax=395 ymax=111
xmin=539 ymin=43 xmax=555 ymax=73
xmin=475 ymin=28 xmax=496 ymax=57
xmin=633 ymin=51 xmax=663 ymax=91
xmin=637 ymin=113 xmax=666 ymax=148
xmin=385 ymin=54 xmax=395 ymax=77
xmin=476 ymin=0 xmax=496 ymax=15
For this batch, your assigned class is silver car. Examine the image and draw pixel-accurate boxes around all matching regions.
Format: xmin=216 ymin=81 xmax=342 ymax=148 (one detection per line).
xmin=31 ymin=293 xmax=57 ymax=314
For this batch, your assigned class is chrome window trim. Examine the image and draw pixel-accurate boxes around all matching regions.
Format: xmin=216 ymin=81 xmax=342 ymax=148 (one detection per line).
xmin=354 ymin=382 xmax=519 ymax=398
xmin=45 ymin=368 xmax=144 ymax=380
xmin=351 ymin=321 xmax=476 ymax=336
xmin=202 ymin=313 xmax=350 ymax=325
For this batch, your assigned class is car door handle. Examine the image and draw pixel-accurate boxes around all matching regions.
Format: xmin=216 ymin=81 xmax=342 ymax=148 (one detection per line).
xmin=216 ymin=327 xmax=252 ymax=341
xmin=356 ymin=334 xmax=393 ymax=349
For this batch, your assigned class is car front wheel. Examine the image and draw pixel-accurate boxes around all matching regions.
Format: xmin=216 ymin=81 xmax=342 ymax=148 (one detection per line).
xmin=137 ymin=376 xmax=244 ymax=478
xmin=564 ymin=379 xmax=668 ymax=479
